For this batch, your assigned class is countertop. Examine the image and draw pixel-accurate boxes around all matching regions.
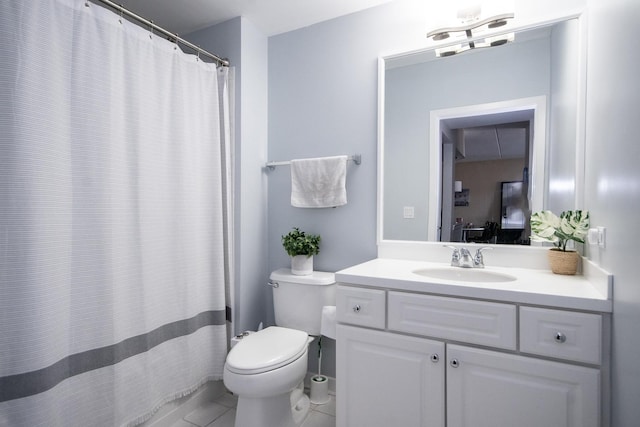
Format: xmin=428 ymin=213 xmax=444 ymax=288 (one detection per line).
xmin=335 ymin=258 xmax=613 ymax=313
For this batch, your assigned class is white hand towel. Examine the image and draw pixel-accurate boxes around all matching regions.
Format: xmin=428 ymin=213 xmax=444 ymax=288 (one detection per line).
xmin=290 ymin=155 xmax=348 ymax=208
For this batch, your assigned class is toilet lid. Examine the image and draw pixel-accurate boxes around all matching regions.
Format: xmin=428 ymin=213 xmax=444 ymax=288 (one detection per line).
xmin=226 ymin=326 xmax=309 ymax=375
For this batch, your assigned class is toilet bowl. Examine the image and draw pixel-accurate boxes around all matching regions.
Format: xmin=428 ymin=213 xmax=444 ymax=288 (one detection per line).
xmin=224 ymin=326 xmax=310 ymax=427
xmin=223 ymin=269 xmax=336 ymax=427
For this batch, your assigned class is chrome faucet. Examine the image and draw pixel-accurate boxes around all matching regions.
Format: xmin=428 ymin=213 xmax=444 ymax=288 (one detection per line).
xmin=445 ymin=245 xmax=492 ymax=268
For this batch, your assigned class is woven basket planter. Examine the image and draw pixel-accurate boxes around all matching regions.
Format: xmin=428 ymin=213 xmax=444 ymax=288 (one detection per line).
xmin=547 ymin=249 xmax=579 ymax=275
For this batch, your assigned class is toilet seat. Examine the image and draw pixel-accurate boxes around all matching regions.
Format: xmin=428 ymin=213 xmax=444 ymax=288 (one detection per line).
xmin=226 ymin=326 xmax=309 ymax=375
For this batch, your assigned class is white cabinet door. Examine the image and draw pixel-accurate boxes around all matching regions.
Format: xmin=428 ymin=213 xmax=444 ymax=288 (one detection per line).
xmin=446 ymin=344 xmax=600 ymax=427
xmin=336 ymin=324 xmax=445 ymax=427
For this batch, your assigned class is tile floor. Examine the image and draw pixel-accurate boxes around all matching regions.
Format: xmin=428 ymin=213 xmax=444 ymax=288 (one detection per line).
xmin=170 ymin=389 xmax=336 ymax=427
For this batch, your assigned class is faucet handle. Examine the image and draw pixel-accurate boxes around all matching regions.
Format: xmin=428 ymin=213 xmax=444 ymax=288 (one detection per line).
xmin=473 ymin=247 xmax=492 ymax=268
xmin=444 ymin=245 xmax=460 ymax=267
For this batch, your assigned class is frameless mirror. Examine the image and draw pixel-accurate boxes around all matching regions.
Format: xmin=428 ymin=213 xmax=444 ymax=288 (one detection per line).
xmin=379 ymin=17 xmax=583 ymax=245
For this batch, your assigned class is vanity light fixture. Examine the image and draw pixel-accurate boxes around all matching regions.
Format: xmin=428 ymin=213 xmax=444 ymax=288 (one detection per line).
xmin=428 ymin=7 xmax=515 ymax=58
xmin=435 ymin=32 xmax=515 ymax=57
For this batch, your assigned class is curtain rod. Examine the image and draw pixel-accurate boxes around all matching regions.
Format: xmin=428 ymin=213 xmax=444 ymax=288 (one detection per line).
xmin=91 ymin=0 xmax=230 ymax=67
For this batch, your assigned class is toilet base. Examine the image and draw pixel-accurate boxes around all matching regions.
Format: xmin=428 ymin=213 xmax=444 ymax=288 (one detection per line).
xmin=235 ymin=389 xmax=309 ymax=427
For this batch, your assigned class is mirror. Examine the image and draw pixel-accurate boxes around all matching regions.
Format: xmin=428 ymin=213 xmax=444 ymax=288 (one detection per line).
xmin=380 ymin=16 xmax=583 ymax=244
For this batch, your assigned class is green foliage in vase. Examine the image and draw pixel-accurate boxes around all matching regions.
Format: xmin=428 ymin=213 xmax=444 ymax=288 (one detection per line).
xmin=282 ymin=227 xmax=321 ymax=257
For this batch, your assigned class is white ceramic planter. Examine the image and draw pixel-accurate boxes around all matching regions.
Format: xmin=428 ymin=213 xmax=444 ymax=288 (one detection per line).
xmin=291 ymin=255 xmax=313 ymax=275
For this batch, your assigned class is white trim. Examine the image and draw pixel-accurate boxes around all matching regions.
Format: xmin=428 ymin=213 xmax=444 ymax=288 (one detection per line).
xmin=376 ymin=56 xmax=386 ymax=246
xmin=574 ymin=12 xmax=589 ymax=210
xmin=382 ymin=13 xmax=584 ymax=68
xmin=376 ymin=12 xmax=588 ymax=262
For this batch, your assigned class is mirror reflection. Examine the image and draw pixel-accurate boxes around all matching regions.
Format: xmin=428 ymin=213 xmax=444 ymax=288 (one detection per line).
xmin=381 ymin=18 xmax=580 ymax=244
xmin=443 ymin=117 xmax=531 ymax=245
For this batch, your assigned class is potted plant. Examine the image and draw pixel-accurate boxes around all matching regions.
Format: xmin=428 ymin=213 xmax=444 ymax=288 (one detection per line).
xmin=282 ymin=227 xmax=321 ymax=275
xmin=530 ymin=210 xmax=590 ymax=275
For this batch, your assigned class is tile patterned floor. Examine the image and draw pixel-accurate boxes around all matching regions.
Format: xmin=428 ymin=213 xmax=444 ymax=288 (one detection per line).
xmin=170 ymin=389 xmax=336 ymax=427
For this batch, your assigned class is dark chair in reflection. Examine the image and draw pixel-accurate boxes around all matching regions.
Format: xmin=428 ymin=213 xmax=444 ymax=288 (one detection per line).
xmin=496 ymin=228 xmax=526 ymax=244
xmin=451 ymin=223 xmax=464 ymax=242
xmin=467 ymin=221 xmax=499 ymax=244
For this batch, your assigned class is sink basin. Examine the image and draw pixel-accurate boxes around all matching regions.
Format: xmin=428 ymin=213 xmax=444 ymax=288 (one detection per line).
xmin=412 ymin=267 xmax=517 ymax=283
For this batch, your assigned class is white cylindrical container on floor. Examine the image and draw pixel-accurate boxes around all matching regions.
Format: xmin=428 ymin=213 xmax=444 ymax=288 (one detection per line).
xmin=309 ymin=375 xmax=330 ymax=404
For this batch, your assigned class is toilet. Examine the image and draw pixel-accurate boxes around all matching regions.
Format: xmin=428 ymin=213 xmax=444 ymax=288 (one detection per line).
xmin=223 ymin=268 xmax=336 ymax=427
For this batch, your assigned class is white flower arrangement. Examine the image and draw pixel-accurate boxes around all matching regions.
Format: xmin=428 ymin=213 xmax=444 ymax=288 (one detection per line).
xmin=530 ymin=210 xmax=590 ymax=252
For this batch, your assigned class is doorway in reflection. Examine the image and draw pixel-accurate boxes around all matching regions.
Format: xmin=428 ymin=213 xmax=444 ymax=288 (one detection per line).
xmin=442 ymin=119 xmax=531 ymax=245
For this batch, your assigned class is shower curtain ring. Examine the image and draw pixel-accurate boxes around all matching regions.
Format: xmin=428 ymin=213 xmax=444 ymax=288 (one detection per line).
xmin=174 ymin=34 xmax=179 ymax=51
xmin=149 ymin=20 xmax=154 ymax=39
xmin=119 ymin=5 xmax=124 ymax=24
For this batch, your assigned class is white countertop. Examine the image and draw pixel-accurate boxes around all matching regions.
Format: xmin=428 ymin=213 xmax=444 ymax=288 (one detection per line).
xmin=335 ymin=258 xmax=613 ymax=313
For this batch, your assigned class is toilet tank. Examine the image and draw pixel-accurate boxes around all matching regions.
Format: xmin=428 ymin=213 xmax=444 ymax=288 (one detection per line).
xmin=269 ymin=268 xmax=336 ymax=336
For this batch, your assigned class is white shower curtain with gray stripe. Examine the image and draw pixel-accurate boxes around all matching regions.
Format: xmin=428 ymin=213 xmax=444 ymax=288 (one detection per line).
xmin=0 ymin=1 xmax=231 ymax=425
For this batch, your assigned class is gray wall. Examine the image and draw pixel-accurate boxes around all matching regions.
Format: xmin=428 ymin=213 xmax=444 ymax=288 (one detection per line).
xmin=584 ymin=0 xmax=640 ymax=425
xmin=188 ymin=17 xmax=270 ymax=335
xmin=267 ymin=5 xmax=402 ymax=377
xmin=267 ymin=9 xmax=392 ymax=278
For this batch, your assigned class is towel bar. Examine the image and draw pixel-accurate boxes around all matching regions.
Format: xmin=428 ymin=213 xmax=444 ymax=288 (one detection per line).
xmin=265 ymin=154 xmax=361 ymax=170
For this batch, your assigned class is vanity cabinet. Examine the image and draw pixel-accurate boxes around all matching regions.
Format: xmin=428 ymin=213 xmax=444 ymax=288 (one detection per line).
xmin=336 ymin=284 xmax=606 ymax=427
xmin=446 ymin=344 xmax=599 ymax=427
xmin=337 ymin=325 xmax=445 ymax=427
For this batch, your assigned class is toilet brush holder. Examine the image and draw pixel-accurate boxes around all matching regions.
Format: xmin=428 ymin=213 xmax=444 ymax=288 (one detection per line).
xmin=309 ymin=375 xmax=330 ymax=404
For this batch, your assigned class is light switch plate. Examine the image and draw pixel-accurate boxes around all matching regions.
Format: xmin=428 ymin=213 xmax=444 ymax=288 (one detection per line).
xmin=588 ymin=227 xmax=606 ymax=248
xmin=597 ymin=226 xmax=606 ymax=248
xmin=403 ymin=206 xmax=415 ymax=219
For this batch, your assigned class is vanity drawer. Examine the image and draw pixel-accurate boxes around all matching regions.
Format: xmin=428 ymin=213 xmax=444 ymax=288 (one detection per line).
xmin=336 ymin=285 xmax=386 ymax=329
xmin=519 ymin=307 xmax=602 ymax=365
xmin=388 ymin=292 xmax=517 ymax=350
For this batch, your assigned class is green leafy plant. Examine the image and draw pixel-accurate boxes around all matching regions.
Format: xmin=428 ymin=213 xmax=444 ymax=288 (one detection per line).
xmin=282 ymin=227 xmax=321 ymax=257
xmin=530 ymin=210 xmax=590 ymax=251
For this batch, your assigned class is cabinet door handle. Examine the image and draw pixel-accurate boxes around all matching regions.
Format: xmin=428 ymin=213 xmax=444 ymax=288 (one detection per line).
xmin=352 ymin=305 xmax=361 ymax=313
xmin=450 ymin=358 xmax=460 ymax=368
xmin=554 ymin=332 xmax=567 ymax=343
xmin=430 ymin=354 xmax=440 ymax=363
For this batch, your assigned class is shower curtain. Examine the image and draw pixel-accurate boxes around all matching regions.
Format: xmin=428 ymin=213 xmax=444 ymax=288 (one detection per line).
xmin=0 ymin=1 xmax=232 ymax=426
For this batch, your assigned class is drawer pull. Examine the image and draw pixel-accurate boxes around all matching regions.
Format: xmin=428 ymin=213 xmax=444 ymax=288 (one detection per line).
xmin=430 ymin=354 xmax=440 ymax=363
xmin=554 ymin=332 xmax=567 ymax=343
xmin=450 ymin=358 xmax=460 ymax=368
xmin=353 ymin=305 xmax=361 ymax=313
